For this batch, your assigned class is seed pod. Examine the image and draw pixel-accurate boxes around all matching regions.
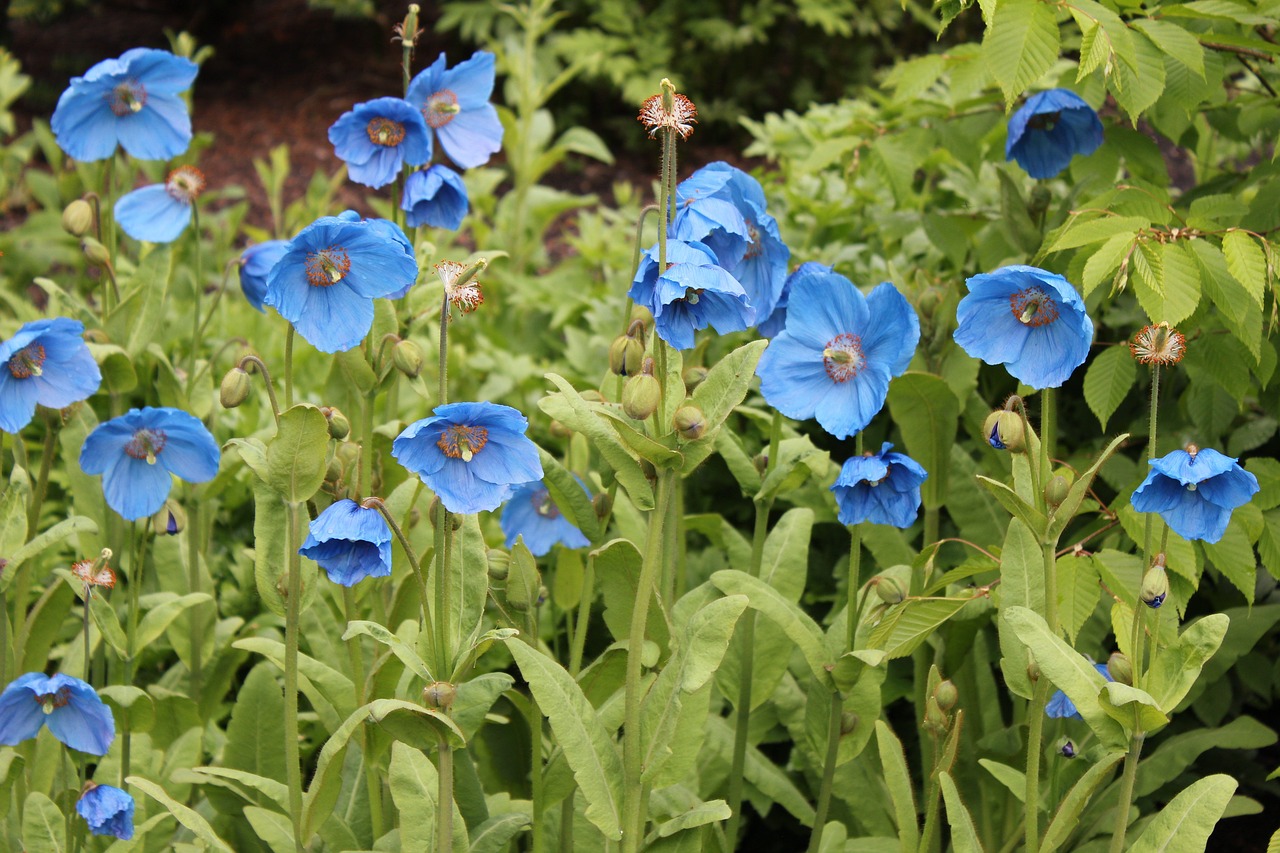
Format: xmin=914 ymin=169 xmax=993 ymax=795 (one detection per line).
xmin=673 ymin=405 xmax=706 ymax=440
xmin=393 ymin=339 xmax=425 ymax=378
xmin=1140 ymin=564 xmax=1169 ymax=609
xmin=220 ymin=367 xmax=252 ymax=408
xmin=62 ymin=199 xmax=94 ymax=237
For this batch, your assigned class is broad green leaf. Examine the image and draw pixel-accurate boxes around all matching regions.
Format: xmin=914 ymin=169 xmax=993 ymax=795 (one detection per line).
xmin=985 ymin=0 xmax=1060 ymax=105
xmin=1041 ymin=754 xmax=1125 ymax=853
xmin=451 ymin=672 xmax=516 ymax=742
xmin=1057 ymin=553 xmax=1100 ymax=646
xmin=242 ymin=807 xmax=295 ymax=853
xmin=21 ymin=792 xmax=64 ymax=853
xmin=224 ymin=663 xmax=287 ymax=805
xmin=302 ymin=703 xmax=377 ymax=840
xmin=367 ymin=699 xmax=465 ymax=751
xmin=755 ymin=437 xmax=827 ymax=503
xmin=1083 ymin=231 xmax=1139 ymax=297
xmin=692 ymin=339 xmax=767 ymax=431
xmin=875 ymin=721 xmax=919 ymax=853
xmin=978 ymin=759 xmax=1025 ymax=802
xmin=656 ymin=799 xmax=732 ymax=837
xmin=389 ymin=741 xmax=469 ymax=853
xmin=124 ymin=247 xmax=174 ymax=358
xmin=1202 ymin=521 xmax=1256 ymax=604
xmin=1084 ymin=345 xmax=1137 ymax=430
xmin=1000 ymin=517 xmax=1045 ymax=615
xmin=1136 ymin=717 xmax=1276 ymax=798
xmin=97 ymin=685 xmax=155 ymax=734
xmin=940 ymin=773 xmax=984 ymax=853
xmin=976 ymin=475 xmax=1047 ymax=535
xmin=265 ymin=404 xmax=329 ymax=502
xmin=1128 ymin=775 xmax=1237 ymax=853
xmin=467 ymin=812 xmax=532 ymax=853
xmin=597 ymin=408 xmax=683 ymax=468
xmin=342 ymin=619 xmax=433 ymax=681
xmin=1046 ymin=216 xmax=1149 ymax=255
xmin=1145 ymin=613 xmax=1228 ymax=713
xmin=1133 ymin=18 xmax=1206 ymax=77
xmin=186 ymin=767 xmax=288 ymax=810
xmin=1222 ymin=230 xmax=1267 ymax=307
xmin=708 ymin=716 xmax=815 ymax=825
xmin=233 ymin=637 xmax=355 ymax=722
xmin=1099 ymin=682 xmax=1169 ymax=732
xmin=135 ymin=592 xmax=214 ymax=650
xmin=886 ymin=372 xmax=958 ymax=510
xmin=869 ymin=596 xmax=974 ymax=661
xmin=597 ymin=537 xmax=668 ymax=650
xmin=1159 ymin=241 xmax=1202 ymax=326
xmin=537 ymin=447 xmax=599 ymax=541
xmin=710 ymin=569 xmax=832 ymax=686
xmin=759 ymin=508 xmax=814 ymax=601
xmin=0 ymin=516 xmax=97 ymax=589
xmin=129 ymin=775 xmax=234 ymax=852
xmin=1045 ymin=433 xmax=1129 ymax=543
xmin=1111 ymin=30 xmax=1166 ymax=121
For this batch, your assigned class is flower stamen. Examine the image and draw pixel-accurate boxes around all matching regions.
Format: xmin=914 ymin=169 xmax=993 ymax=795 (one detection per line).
xmin=823 ymin=333 xmax=865 ymax=383
xmin=533 ymin=489 xmax=560 ymax=519
xmin=435 ymin=260 xmax=484 ymax=315
xmin=107 ymin=80 xmax=147 ymax=116
xmin=1130 ymin=322 xmax=1186 ymax=366
xmin=1009 ymin=286 xmax=1059 ymax=327
xmin=743 ymin=221 xmax=762 ymax=260
xmin=165 ymin=165 xmax=206 ymax=204
xmin=304 ymin=247 xmax=352 ymax=287
xmin=36 ymin=687 xmax=72 ymax=714
xmin=366 ymin=116 xmax=407 ymax=147
xmin=437 ymin=424 xmax=489 ymax=462
xmin=423 ymin=91 xmax=460 ymax=128
xmin=637 ymin=92 xmax=698 ymax=140
xmin=7 ymin=343 xmax=46 ymax=379
xmin=124 ymin=427 xmax=167 ymax=464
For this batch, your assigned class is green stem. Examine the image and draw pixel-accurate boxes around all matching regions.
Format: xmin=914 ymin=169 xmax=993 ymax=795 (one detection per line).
xmin=919 ymin=743 xmax=942 ymax=853
xmin=238 ymin=355 xmax=282 ymax=427
xmin=569 ymin=554 xmax=595 ymax=678
xmin=531 ymin=697 xmax=546 ymax=853
xmin=1043 ymin=540 xmax=1059 ymax=635
xmin=805 ymin=690 xmax=844 ymax=853
xmin=284 ymin=326 xmax=295 ymax=410
xmin=437 ymin=737 xmax=455 ymax=853
xmin=1108 ymin=732 xmax=1144 ymax=853
xmin=1024 ymin=677 xmax=1051 ymax=853
xmin=359 ymin=390 xmax=375 ymax=500
xmin=186 ymin=204 xmax=204 ymax=398
xmin=1142 ymin=366 xmax=1161 ymax=561
xmin=26 ymin=416 xmax=57 ymax=538
xmin=439 ymin=292 xmax=450 ymax=405
xmin=370 ymin=500 xmax=434 ymax=639
xmin=187 ymin=495 xmax=203 ymax=704
xmin=1041 ymin=387 xmax=1056 ymax=473
xmin=435 ymin=512 xmax=454 ymax=676
xmin=284 ymin=502 xmax=306 ymax=853
xmin=121 ymin=521 xmax=148 ymax=784
xmin=343 ymin=586 xmax=384 ymax=839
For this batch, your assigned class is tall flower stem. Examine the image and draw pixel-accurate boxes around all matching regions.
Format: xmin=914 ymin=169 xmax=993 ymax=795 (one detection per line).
xmin=805 ymin=690 xmax=844 ymax=853
xmin=284 ymin=326 xmax=296 ymax=410
xmin=1109 ymin=730 xmax=1144 ymax=853
xmin=186 ymin=205 xmax=205 ymax=399
xmin=121 ymin=521 xmax=150 ymax=784
xmin=1141 ymin=365 xmax=1162 ymax=563
xmin=283 ymin=501 xmax=306 ymax=853
xmin=344 ymin=585 xmax=385 ymax=839
xmin=434 ymin=512 xmax=455 ymax=677
xmin=25 ymin=414 xmax=59 ymax=538
xmin=238 ymin=355 xmax=282 ymax=427
xmin=1024 ymin=677 xmax=1051 ymax=853
xmin=369 ymin=499 xmax=433 ymax=635
xmin=437 ymin=735 xmax=455 ymax=853
xmin=186 ymin=492 xmax=203 ymax=704
xmin=1041 ymin=387 xmax=1056 ymax=474
xmin=846 ymin=431 xmax=866 ymax=650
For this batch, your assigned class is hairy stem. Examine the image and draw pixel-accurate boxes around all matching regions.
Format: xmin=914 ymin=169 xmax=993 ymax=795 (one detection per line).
xmin=805 ymin=690 xmax=844 ymax=853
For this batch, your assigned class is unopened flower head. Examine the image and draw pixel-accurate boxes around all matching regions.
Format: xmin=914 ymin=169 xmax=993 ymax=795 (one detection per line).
xmin=638 ymin=82 xmax=697 ymax=140
xmin=1130 ymin=322 xmax=1186 ymax=366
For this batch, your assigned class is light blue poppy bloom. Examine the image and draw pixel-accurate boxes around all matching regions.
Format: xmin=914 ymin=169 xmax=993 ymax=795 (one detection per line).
xmin=628 ymin=240 xmax=754 ymax=350
xmin=402 ymin=165 xmax=469 ymax=230
xmin=954 ymin=265 xmax=1093 ymax=389
xmin=114 ymin=165 xmax=205 ymax=243
xmin=300 ymin=499 xmax=393 ymax=586
xmin=80 ymin=406 xmax=220 ymax=521
xmin=407 ymin=51 xmax=503 ymax=169
xmin=0 ymin=317 xmax=101 ymax=433
xmin=501 ymin=479 xmax=590 ymax=556
xmin=758 ymin=261 xmax=833 ymax=339
xmin=756 ymin=272 xmax=918 ymax=439
xmin=51 ymin=48 xmax=197 ymax=162
xmin=263 ymin=212 xmax=418 ymax=353
xmin=1046 ymin=663 xmax=1112 ymax=719
xmin=831 ymin=443 xmax=927 ymax=528
xmin=1007 ymin=89 xmax=1104 ymax=180
xmin=0 ymin=672 xmax=114 ymax=754
xmin=239 ymin=240 xmax=290 ymax=312
xmin=392 ymin=402 xmax=543 ymax=515
xmin=77 ymin=784 xmax=135 ymax=839
xmin=328 ymin=96 xmax=431 ymax=189
xmin=1132 ymin=447 xmax=1260 ymax=543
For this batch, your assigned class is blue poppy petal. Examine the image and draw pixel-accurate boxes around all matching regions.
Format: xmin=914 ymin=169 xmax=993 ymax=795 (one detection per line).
xmin=77 ymin=784 xmax=135 ymax=840
xmin=813 ymin=366 xmax=891 ymax=439
xmin=862 ymin=282 xmax=921 ymax=377
xmin=0 ymin=374 xmax=39 ymax=433
xmin=51 ymin=86 xmax=119 ymax=161
xmin=115 ymin=93 xmax=191 ymax=160
xmin=438 ymin=103 xmax=504 ymax=169
xmin=45 ymin=674 xmax=114 ymax=755
xmin=115 ymin=185 xmax=191 ymax=243
xmin=0 ymin=674 xmax=48 ymax=745
xmin=440 ymin=51 xmax=497 ymax=107
xmin=103 ymin=452 xmax=173 ymax=521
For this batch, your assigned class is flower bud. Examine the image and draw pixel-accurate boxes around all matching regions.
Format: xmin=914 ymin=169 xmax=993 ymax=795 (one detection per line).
xmin=325 ymin=455 xmax=344 ymax=483
xmin=629 ymin=304 xmax=653 ymax=334
xmin=1140 ymin=564 xmax=1169 ymax=609
xmin=682 ymin=365 xmax=708 ymax=391
xmin=549 ymin=420 xmax=572 ymax=439
xmin=393 ymin=339 xmax=425 ymax=378
xmin=593 ymin=492 xmax=613 ymax=518
xmin=335 ymin=441 xmax=360 ymax=468
xmin=486 ymin=548 xmax=510 ymax=581
xmin=1107 ymin=651 xmax=1133 ymax=686
xmin=220 ymin=367 xmax=252 ymax=408
xmin=81 ymin=237 xmax=111 ymax=267
xmin=423 ymin=681 xmax=456 ymax=710
xmin=537 ymin=585 xmax=549 ymax=607
xmin=151 ymin=500 xmax=186 ymax=536
xmin=1044 ymin=475 xmax=1070 ymax=509
xmin=609 ymin=334 xmax=645 ymax=376
xmin=1027 ymin=656 xmax=1041 ymax=682
xmin=840 ymin=711 xmax=859 ymax=735
xmin=1059 ymin=739 xmax=1076 ymax=759
xmin=924 ymin=697 xmax=949 ymax=734
xmin=934 ymin=679 xmax=958 ymax=711
xmin=622 ymin=373 xmax=661 ymax=420
xmin=322 ymin=406 xmax=351 ymax=440
xmin=983 ymin=410 xmax=1025 ymax=452
xmin=673 ymin=405 xmax=706 ymax=440
xmin=873 ymin=576 xmax=906 ymax=605
xmin=62 ymin=199 xmax=94 ymax=237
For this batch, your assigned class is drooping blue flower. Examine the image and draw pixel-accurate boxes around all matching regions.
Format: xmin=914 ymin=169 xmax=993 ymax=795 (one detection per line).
xmin=263 ymin=212 xmax=419 ymax=353
xmin=402 ymin=165 xmax=469 ymax=230
xmin=114 ymin=165 xmax=205 ymax=243
xmin=501 ymin=479 xmax=590 ymax=556
xmin=407 ymin=51 xmax=503 ymax=169
xmin=831 ymin=443 xmax=927 ymax=528
xmin=299 ymin=499 xmax=393 ymax=586
xmin=954 ymin=265 xmax=1093 ymax=389
xmin=756 ymin=272 xmax=918 ymax=439
xmin=0 ymin=672 xmax=114 ymax=754
xmin=328 ymin=96 xmax=432 ymax=189
xmin=758 ymin=261 xmax=833 ymax=339
xmin=0 ymin=318 xmax=101 ymax=433
xmin=239 ymin=240 xmax=290 ymax=312
xmin=1046 ymin=663 xmax=1112 ymax=720
xmin=1006 ymin=89 xmax=1104 ymax=180
xmin=628 ymin=240 xmax=754 ymax=350
xmin=79 ymin=406 xmax=220 ymax=521
xmin=392 ymin=402 xmax=543 ymax=515
xmin=1131 ymin=447 xmax=1260 ymax=543
xmin=51 ymin=48 xmax=198 ymax=162
xmin=77 ymin=784 xmax=135 ymax=840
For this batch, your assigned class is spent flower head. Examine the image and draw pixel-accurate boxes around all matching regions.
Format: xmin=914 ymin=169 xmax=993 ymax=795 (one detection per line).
xmin=638 ymin=79 xmax=697 ymax=140
xmin=1130 ymin=322 xmax=1186 ymax=366
xmin=437 ymin=260 xmax=486 ymax=316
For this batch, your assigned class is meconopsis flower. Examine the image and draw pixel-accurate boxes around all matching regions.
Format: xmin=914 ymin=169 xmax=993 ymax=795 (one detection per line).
xmin=501 ymin=480 xmax=590 ymax=556
xmin=953 ymin=265 xmax=1093 ymax=389
xmin=51 ymin=48 xmax=198 ymax=161
xmin=628 ymin=240 xmax=754 ymax=350
xmin=239 ymin=240 xmax=289 ymax=312
xmin=1046 ymin=662 xmax=1112 ymax=719
xmin=756 ymin=271 xmax=918 ymax=439
xmin=402 ymin=165 xmax=469 ymax=230
xmin=0 ymin=672 xmax=114 ymax=754
xmin=1131 ymin=446 xmax=1260 ymax=543
xmin=299 ymin=500 xmax=393 ymax=586
xmin=757 ymin=261 xmax=833 ymax=339
xmin=114 ymin=165 xmax=205 ymax=243
xmin=0 ymin=318 xmax=101 ymax=433
xmin=328 ymin=96 xmax=431 ymax=189
xmin=1006 ymin=89 xmax=1104 ymax=180
xmin=263 ymin=212 xmax=418 ymax=353
xmin=77 ymin=783 xmax=135 ymax=840
xmin=79 ymin=407 xmax=220 ymax=521
xmin=407 ymin=51 xmax=503 ymax=169
xmin=392 ymin=402 xmax=543 ymax=515
xmin=831 ymin=443 xmax=928 ymax=528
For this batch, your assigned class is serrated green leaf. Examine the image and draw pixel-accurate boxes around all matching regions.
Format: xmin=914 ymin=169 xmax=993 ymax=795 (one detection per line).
xmin=1083 ymin=345 xmax=1137 ymax=430
xmin=868 ymin=597 xmax=974 ymax=659
xmin=1222 ymin=230 xmax=1267 ymax=308
xmin=886 ymin=372 xmax=958 ymax=510
xmin=1133 ymin=18 xmax=1206 ymax=77
xmin=985 ymin=0 xmax=1060 ymax=104
xmin=1083 ymin=231 xmax=1138 ymax=297
xmin=1047 ymin=216 xmax=1149 ymax=255
xmin=1111 ymin=30 xmax=1166 ymax=121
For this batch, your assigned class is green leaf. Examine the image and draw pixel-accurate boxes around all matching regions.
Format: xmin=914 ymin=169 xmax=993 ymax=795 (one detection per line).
xmin=692 ymin=339 xmax=767 ymax=431
xmin=368 ymin=698 xmax=465 ymax=751
xmin=985 ymin=0 xmax=1060 ymax=105
xmin=1111 ymin=29 xmax=1166 ymax=122
xmin=265 ymin=404 xmax=329 ymax=502
xmin=129 ymin=775 xmax=234 ymax=852
xmin=1045 ymin=433 xmax=1129 ymax=544
xmin=655 ymin=799 xmax=732 ymax=837
xmin=1202 ymin=520 xmax=1256 ymax=603
xmin=223 ymin=663 xmax=287 ymax=805
xmin=302 ymin=703 xmax=376 ymax=840
xmin=1045 ymin=216 xmax=1150 ymax=255
xmin=506 ymin=640 xmax=624 ymax=840
xmin=869 ymin=597 xmax=975 ymax=660
xmin=537 ymin=447 xmax=599 ymax=541
xmin=1133 ymin=18 xmax=1206 ymax=77
xmin=342 ymin=619 xmax=434 ymax=681
xmin=886 ymin=372 xmax=959 ymax=510
xmin=1057 ymin=553 xmax=1099 ymax=646
xmin=0 ymin=516 xmax=97 ymax=589
xmin=1040 ymin=753 xmax=1125 ymax=853
xmin=976 ymin=475 xmax=1047 ymax=535
xmin=124 ymin=247 xmax=174 ymax=358
xmin=389 ymin=741 xmax=469 ymax=853
xmin=939 ymin=773 xmax=984 ymax=853
xmin=1128 ymin=775 xmax=1237 ymax=853
xmin=1083 ymin=230 xmax=1139 ymax=298
xmin=242 ymin=807 xmax=295 ymax=853
xmin=185 ymin=767 xmax=289 ymax=810
xmin=1145 ymin=613 xmax=1228 ymax=713
xmin=978 ymin=759 xmax=1025 ymax=802
xmin=1099 ymin=682 xmax=1169 ymax=732
xmin=1222 ymin=230 xmax=1267 ymax=308
xmin=1159 ymin=241 xmax=1203 ymax=326
xmin=21 ymin=792 xmax=65 ymax=853
xmin=468 ymin=813 xmax=532 ymax=853
xmin=1000 ymin=517 xmax=1046 ymax=615
xmin=233 ymin=637 xmax=355 ymax=721
xmin=134 ymin=592 xmax=214 ymax=650
xmin=710 ymin=569 xmax=832 ymax=686
xmin=755 ymin=437 xmax=827 ymax=503
xmin=875 ymin=721 xmax=919 ymax=853
xmin=1083 ymin=343 xmax=1133 ymax=430
xmin=597 ymin=537 xmax=667 ymax=650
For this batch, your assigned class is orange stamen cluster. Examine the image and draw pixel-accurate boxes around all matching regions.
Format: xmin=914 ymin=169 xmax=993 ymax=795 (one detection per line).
xmin=1130 ymin=322 xmax=1186 ymax=366
xmin=72 ymin=559 xmax=117 ymax=590
xmin=743 ymin=220 xmax=763 ymax=259
xmin=436 ymin=424 xmax=489 ymax=460
xmin=124 ymin=427 xmax=166 ymax=461
xmin=366 ymin=117 xmax=407 ymax=147
xmin=823 ymin=333 xmax=865 ymax=383
xmin=1009 ymin=286 xmax=1059 ymax=327
xmin=305 ymin=247 xmax=351 ymax=287
xmin=7 ymin=343 xmax=46 ymax=379
xmin=638 ymin=92 xmax=698 ymax=140
xmin=165 ymin=166 xmax=206 ymax=203
xmin=107 ymin=79 xmax=147 ymax=116
xmin=436 ymin=261 xmax=484 ymax=316
xmin=424 ymin=91 xmax=459 ymax=128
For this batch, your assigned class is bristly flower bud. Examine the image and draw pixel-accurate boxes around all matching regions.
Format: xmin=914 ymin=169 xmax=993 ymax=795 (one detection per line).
xmin=321 ymin=406 xmax=351 ymax=440
xmin=1045 ymin=474 xmax=1071 ymax=509
xmin=81 ymin=237 xmax=111 ymax=267
xmin=1107 ymin=651 xmax=1133 ymax=685
xmin=62 ymin=199 xmax=95 ymax=237
xmin=622 ymin=360 xmax=661 ymax=420
xmin=423 ymin=681 xmax=456 ymax=710
xmin=1140 ymin=557 xmax=1169 ymax=609
xmin=872 ymin=576 xmax=907 ymax=605
xmin=486 ymin=547 xmax=510 ymax=581
xmin=923 ymin=697 xmax=949 ymax=734
xmin=934 ymin=679 xmax=958 ymax=712
xmin=609 ymin=334 xmax=644 ymax=376
xmin=673 ymin=405 xmax=706 ymax=440
xmin=151 ymin=500 xmax=186 ymax=536
xmin=983 ymin=409 xmax=1025 ymax=452
xmin=682 ymin=365 xmax=709 ymax=391
xmin=393 ymin=339 xmax=425 ymax=378
xmin=220 ymin=367 xmax=252 ymax=408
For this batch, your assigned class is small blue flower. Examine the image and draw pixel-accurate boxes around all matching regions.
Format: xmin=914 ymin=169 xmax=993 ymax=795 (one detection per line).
xmin=51 ymin=48 xmax=198 ymax=162
xmin=1131 ymin=447 xmax=1260 ymax=543
xmin=831 ymin=443 xmax=927 ymax=528
xmin=77 ymin=784 xmax=135 ymax=839
xmin=628 ymin=240 xmax=754 ymax=350
xmin=239 ymin=240 xmax=290 ymax=312
xmin=80 ymin=406 xmax=220 ymax=521
xmin=501 ymin=480 xmax=590 ymax=556
xmin=954 ymin=265 xmax=1093 ymax=389
xmin=402 ymin=165 xmax=469 ymax=230
xmin=114 ymin=165 xmax=205 ymax=243
xmin=758 ymin=262 xmax=833 ymax=339
xmin=329 ymin=96 xmax=432 ymax=189
xmin=0 ymin=318 xmax=100 ymax=433
xmin=0 ymin=672 xmax=114 ymax=754
xmin=1046 ymin=663 xmax=1111 ymax=720
xmin=392 ymin=402 xmax=543 ymax=515
xmin=1007 ymin=89 xmax=1104 ymax=180
xmin=408 ymin=51 xmax=503 ymax=169
xmin=756 ymin=272 xmax=918 ymax=439
xmin=263 ymin=212 xmax=419 ymax=353
xmin=299 ymin=500 xmax=393 ymax=586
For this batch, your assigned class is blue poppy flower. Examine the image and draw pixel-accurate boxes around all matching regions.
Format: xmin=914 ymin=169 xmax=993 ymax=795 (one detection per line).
xmin=407 ymin=51 xmax=503 ymax=169
xmin=1007 ymin=89 xmax=1104 ymax=180
xmin=0 ymin=672 xmax=114 ymax=754
xmin=954 ymin=265 xmax=1093 ymax=389
xmin=329 ymin=96 xmax=432 ymax=189
xmin=0 ymin=318 xmax=101 ymax=433
xmin=392 ymin=401 xmax=543 ymax=515
xmin=79 ymin=406 xmax=220 ymax=521
xmin=299 ymin=499 xmax=393 ymax=586
xmin=263 ymin=212 xmax=419 ymax=353
xmin=114 ymin=165 xmax=205 ymax=243
xmin=1131 ymin=447 xmax=1260 ymax=543
xmin=77 ymin=783 xmax=134 ymax=839
xmin=1046 ymin=662 xmax=1111 ymax=719
xmin=757 ymin=261 xmax=833 ymax=339
xmin=628 ymin=240 xmax=754 ymax=350
xmin=402 ymin=165 xmax=469 ymax=230
xmin=239 ymin=240 xmax=289 ymax=312
xmin=501 ymin=479 xmax=590 ymax=556
xmin=51 ymin=48 xmax=198 ymax=162
xmin=831 ymin=442 xmax=927 ymax=528
xmin=756 ymin=272 xmax=918 ymax=439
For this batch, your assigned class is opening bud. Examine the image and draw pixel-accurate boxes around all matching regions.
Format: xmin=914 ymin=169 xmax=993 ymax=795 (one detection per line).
xmin=62 ymin=199 xmax=94 ymax=237
xmin=933 ymin=679 xmax=958 ymax=711
xmin=321 ymin=406 xmax=351 ymax=440
xmin=673 ymin=405 xmax=706 ymax=440
xmin=609 ymin=334 xmax=645 ymax=376
xmin=393 ymin=339 xmax=425 ymax=378
xmin=151 ymin=500 xmax=186 ymax=536
xmin=1058 ymin=738 xmax=1076 ymax=759
xmin=622 ymin=373 xmax=661 ymax=420
xmin=682 ymin=365 xmax=708 ymax=391
xmin=81 ymin=237 xmax=111 ymax=267
xmin=486 ymin=548 xmax=510 ymax=581
xmin=1107 ymin=651 xmax=1133 ymax=685
xmin=220 ymin=367 xmax=252 ymax=408
xmin=872 ymin=576 xmax=907 ymax=605
xmin=423 ymin=681 xmax=456 ymax=710
xmin=1140 ymin=562 xmax=1169 ymax=609
xmin=983 ymin=409 xmax=1025 ymax=452
xmin=1044 ymin=474 xmax=1071 ymax=509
